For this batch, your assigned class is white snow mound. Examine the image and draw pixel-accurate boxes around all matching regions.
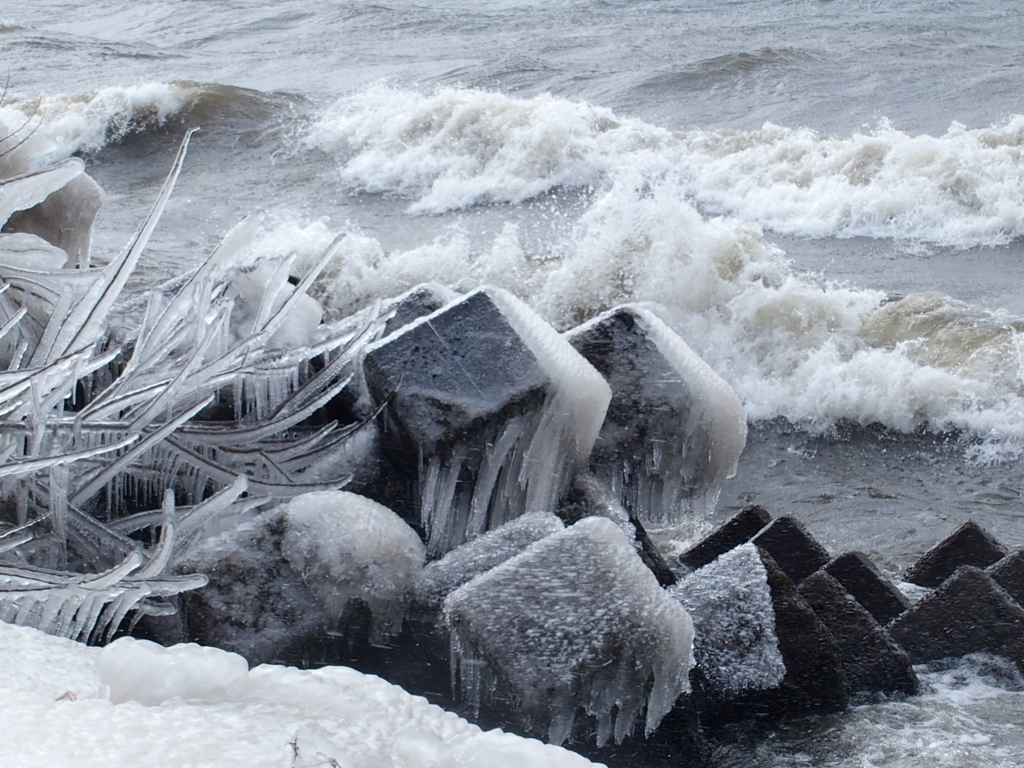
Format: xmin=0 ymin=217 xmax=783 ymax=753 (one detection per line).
xmin=0 ymin=623 xmax=602 ymax=768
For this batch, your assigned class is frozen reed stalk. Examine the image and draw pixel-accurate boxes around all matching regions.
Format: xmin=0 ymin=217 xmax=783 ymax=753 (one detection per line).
xmin=0 ymin=127 xmax=383 ymax=640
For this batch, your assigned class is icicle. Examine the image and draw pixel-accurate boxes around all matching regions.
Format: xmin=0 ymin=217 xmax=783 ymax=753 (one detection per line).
xmin=48 ymin=463 xmax=68 ymax=568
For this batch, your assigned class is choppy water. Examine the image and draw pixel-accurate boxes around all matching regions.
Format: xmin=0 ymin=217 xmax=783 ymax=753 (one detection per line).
xmin=5 ymin=1 xmax=1024 ymax=764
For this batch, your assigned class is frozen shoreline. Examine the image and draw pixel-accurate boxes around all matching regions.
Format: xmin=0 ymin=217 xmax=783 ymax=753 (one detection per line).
xmin=0 ymin=621 xmax=602 ymax=768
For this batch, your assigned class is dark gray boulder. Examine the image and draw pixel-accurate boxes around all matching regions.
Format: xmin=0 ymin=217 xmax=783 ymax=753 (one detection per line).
xmin=565 ymin=305 xmax=746 ymax=526
xmin=752 ymin=516 xmax=831 ymax=584
xmin=989 ymin=547 xmax=1024 ymax=607
xmin=825 ymin=551 xmax=910 ymax=625
xmin=904 ymin=520 xmax=1007 ymax=588
xmin=179 ymin=510 xmax=324 ymax=665
xmin=798 ymin=571 xmax=918 ymax=697
xmin=677 ymin=504 xmax=772 ymax=572
xmin=888 ymin=566 xmax=1024 ymax=671
xmin=363 ymin=287 xmax=610 ymax=555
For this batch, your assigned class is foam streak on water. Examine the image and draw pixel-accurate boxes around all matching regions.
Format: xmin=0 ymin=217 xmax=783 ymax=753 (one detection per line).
xmin=714 ymin=655 xmax=1024 ymax=768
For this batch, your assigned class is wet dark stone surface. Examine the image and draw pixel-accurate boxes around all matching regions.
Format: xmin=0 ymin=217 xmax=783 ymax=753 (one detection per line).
xmin=677 ymin=504 xmax=772 ymax=572
xmin=903 ymin=520 xmax=1008 ymax=588
xmin=889 ymin=565 xmax=1024 ymax=671
xmin=825 ymin=551 xmax=910 ymax=625
xmin=752 ymin=516 xmax=831 ymax=585
xmin=989 ymin=547 xmax=1024 ymax=608
xmin=799 ymin=570 xmax=918 ymax=697
xmin=364 ymin=290 xmax=549 ymax=458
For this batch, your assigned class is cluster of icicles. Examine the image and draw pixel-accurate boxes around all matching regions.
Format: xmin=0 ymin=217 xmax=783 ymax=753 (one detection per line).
xmin=0 ymin=123 xmax=387 ymax=643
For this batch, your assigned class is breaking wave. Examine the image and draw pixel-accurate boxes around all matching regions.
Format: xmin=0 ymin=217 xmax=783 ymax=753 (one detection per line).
xmin=675 ymin=117 xmax=1024 ymax=247
xmin=8 ymin=79 xmax=1022 ymax=447
xmin=266 ymin=174 xmax=1024 ymax=449
xmin=0 ymin=81 xmax=288 ymax=164
xmin=305 ymin=84 xmax=675 ymax=214
xmin=309 ymin=85 xmax=1024 ymax=247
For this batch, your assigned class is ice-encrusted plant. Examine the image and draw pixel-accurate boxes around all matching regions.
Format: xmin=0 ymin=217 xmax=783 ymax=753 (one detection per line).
xmin=0 ymin=126 xmax=384 ymax=641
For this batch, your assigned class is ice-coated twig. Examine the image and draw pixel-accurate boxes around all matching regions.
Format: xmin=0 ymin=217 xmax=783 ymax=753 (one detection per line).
xmin=31 ymin=129 xmax=199 ymax=368
xmin=0 ymin=125 xmax=392 ymax=645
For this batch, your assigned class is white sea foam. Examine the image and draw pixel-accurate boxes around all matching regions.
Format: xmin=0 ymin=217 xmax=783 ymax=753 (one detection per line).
xmin=674 ymin=117 xmax=1024 ymax=248
xmin=717 ymin=654 xmax=1024 ymax=767
xmin=260 ymin=172 xmax=1024 ymax=448
xmin=306 ymin=84 xmax=674 ymax=214
xmin=0 ymin=82 xmax=200 ymax=166
xmin=309 ymin=85 xmax=1024 ymax=248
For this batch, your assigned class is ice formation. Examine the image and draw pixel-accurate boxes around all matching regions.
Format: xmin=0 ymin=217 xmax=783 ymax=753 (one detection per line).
xmin=567 ymin=304 xmax=747 ymax=524
xmin=1 ymin=622 xmax=601 ymax=768
xmin=177 ymin=508 xmax=325 ymax=664
xmin=363 ymin=286 xmax=610 ymax=555
xmin=0 ymin=130 xmax=390 ymax=645
xmin=179 ymin=491 xmax=424 ymax=659
xmin=99 ymin=636 xmax=249 ymax=705
xmin=414 ymin=511 xmax=564 ymax=612
xmin=223 ymin=258 xmax=326 ymax=350
xmin=444 ymin=517 xmax=693 ymax=746
xmin=280 ymin=491 xmax=426 ymax=641
xmin=668 ymin=543 xmax=786 ymax=695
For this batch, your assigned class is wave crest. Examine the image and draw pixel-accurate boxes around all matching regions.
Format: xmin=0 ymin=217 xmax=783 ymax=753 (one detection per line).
xmin=309 ymin=85 xmax=1024 ymax=247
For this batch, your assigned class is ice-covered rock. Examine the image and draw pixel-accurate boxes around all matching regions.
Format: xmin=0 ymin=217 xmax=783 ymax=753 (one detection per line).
xmin=225 ymin=258 xmax=325 ymax=350
xmin=444 ymin=516 xmax=693 ymax=746
xmin=714 ymin=548 xmax=847 ymax=721
xmin=178 ymin=509 xmax=324 ymax=665
xmin=363 ymin=286 xmax=611 ymax=555
xmin=98 ymin=637 xmax=249 ymax=706
xmin=281 ymin=491 xmax=426 ymax=642
xmin=569 ymin=472 xmax=678 ymax=586
xmin=380 ymin=281 xmax=457 ymax=338
xmin=668 ymin=543 xmax=786 ymax=696
xmin=565 ymin=305 xmax=746 ymax=525
xmin=414 ymin=511 xmax=564 ymax=613
xmin=180 ymin=492 xmax=425 ymax=661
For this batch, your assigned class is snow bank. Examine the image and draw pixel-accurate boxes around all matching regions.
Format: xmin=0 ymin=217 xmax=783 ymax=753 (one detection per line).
xmin=0 ymin=622 xmax=602 ymax=768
